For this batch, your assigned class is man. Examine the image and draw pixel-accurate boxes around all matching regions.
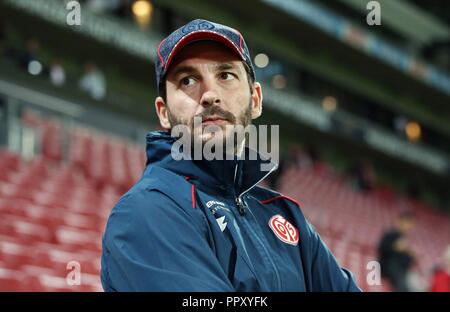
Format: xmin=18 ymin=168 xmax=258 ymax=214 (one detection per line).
xmin=101 ymin=19 xmax=360 ymax=291
xmin=430 ymin=245 xmax=450 ymax=292
xmin=378 ymin=211 xmax=416 ymax=291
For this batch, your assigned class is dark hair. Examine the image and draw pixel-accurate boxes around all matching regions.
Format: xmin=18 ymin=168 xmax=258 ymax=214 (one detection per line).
xmin=159 ymin=60 xmax=255 ymax=103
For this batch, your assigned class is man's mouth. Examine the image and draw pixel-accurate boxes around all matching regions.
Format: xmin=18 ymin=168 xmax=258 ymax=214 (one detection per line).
xmin=201 ymin=116 xmax=228 ymax=126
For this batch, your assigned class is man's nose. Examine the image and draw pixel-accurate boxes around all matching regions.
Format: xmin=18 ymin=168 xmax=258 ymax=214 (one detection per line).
xmin=199 ymin=79 xmax=221 ymax=107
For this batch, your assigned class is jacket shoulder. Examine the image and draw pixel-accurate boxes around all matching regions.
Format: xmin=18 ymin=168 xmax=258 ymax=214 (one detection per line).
xmin=104 ymin=165 xmax=203 ymax=242
xmin=115 ymin=165 xmax=194 ymax=211
xmin=250 ymin=185 xmax=302 ymax=208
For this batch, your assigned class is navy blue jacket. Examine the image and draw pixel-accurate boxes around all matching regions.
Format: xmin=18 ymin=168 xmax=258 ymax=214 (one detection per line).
xmin=101 ymin=131 xmax=361 ymax=291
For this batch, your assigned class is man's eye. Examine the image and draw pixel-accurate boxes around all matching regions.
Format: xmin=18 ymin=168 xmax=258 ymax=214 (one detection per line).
xmin=180 ymin=77 xmax=195 ymax=86
xmin=220 ymin=72 xmax=236 ymax=81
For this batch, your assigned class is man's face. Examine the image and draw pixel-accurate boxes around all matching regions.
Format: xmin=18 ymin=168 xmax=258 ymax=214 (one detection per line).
xmin=155 ymin=41 xmax=262 ymax=154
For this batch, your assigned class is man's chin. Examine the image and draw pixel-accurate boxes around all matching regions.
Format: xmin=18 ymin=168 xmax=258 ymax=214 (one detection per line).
xmin=197 ymin=131 xmax=224 ymax=145
xmin=193 ymin=124 xmax=224 ymax=141
xmin=190 ymin=123 xmax=249 ymax=156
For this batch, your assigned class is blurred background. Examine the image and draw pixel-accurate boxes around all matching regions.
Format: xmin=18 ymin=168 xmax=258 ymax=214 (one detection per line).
xmin=0 ymin=0 xmax=449 ymax=292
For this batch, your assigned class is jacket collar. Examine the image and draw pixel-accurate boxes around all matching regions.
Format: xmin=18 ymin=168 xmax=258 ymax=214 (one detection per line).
xmin=145 ymin=131 xmax=277 ymax=196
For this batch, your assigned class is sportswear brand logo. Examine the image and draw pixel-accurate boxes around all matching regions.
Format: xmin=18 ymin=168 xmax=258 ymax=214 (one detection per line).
xmin=216 ymin=216 xmax=228 ymax=232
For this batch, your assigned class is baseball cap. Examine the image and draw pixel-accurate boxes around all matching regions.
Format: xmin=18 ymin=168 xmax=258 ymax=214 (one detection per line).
xmin=155 ymin=19 xmax=256 ymax=95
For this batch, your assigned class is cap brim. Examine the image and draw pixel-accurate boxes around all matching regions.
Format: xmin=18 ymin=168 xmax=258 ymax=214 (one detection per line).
xmin=163 ymin=30 xmax=246 ymax=75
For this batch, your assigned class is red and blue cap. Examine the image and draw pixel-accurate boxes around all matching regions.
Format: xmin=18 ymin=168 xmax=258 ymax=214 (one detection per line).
xmin=155 ymin=19 xmax=255 ymax=95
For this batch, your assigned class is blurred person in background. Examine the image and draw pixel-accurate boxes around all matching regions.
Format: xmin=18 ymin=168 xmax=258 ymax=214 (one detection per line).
xmin=19 ymin=38 xmax=45 ymax=76
xmin=378 ymin=211 xmax=416 ymax=291
xmin=393 ymin=115 xmax=408 ymax=139
xmin=430 ymin=246 xmax=450 ymax=292
xmin=349 ymin=159 xmax=377 ymax=193
xmin=49 ymin=58 xmax=66 ymax=87
xmin=78 ymin=61 xmax=106 ymax=100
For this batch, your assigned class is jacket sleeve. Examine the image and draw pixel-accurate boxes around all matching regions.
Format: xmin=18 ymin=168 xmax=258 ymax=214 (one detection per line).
xmin=304 ymin=221 xmax=361 ymax=292
xmin=101 ymin=189 xmax=234 ymax=291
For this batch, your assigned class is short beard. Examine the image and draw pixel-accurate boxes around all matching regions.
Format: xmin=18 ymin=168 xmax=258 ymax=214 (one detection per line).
xmin=167 ymin=99 xmax=253 ymax=156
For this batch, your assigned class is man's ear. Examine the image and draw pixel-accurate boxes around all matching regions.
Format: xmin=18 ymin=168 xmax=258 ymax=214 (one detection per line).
xmin=251 ymin=82 xmax=263 ymax=120
xmin=155 ymin=96 xmax=171 ymax=129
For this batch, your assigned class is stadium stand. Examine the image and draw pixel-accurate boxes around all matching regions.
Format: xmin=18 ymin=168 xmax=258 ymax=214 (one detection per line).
xmin=0 ymin=112 xmax=145 ymax=291
xmin=280 ymin=163 xmax=450 ymax=291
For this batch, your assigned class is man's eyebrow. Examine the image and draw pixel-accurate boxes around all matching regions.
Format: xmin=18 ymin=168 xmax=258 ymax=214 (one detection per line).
xmin=169 ymin=65 xmax=199 ymax=79
xmin=214 ymin=62 xmax=240 ymax=72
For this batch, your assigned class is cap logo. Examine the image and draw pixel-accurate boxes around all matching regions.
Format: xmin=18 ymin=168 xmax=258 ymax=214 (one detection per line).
xmin=182 ymin=20 xmax=215 ymax=34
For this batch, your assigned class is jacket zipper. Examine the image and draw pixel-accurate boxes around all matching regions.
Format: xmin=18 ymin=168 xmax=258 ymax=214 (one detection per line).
xmin=233 ymin=162 xmax=281 ymax=290
xmin=236 ymin=196 xmax=246 ymax=215
xmin=235 ymin=163 xmax=277 ymax=216
xmin=239 ymin=198 xmax=281 ymax=291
